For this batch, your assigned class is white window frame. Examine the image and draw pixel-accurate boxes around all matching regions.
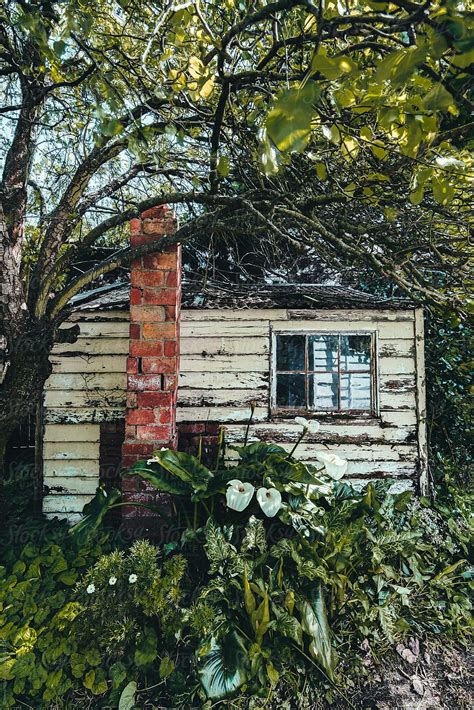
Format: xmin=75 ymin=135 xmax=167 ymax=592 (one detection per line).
xmin=270 ymin=328 xmax=379 ymax=417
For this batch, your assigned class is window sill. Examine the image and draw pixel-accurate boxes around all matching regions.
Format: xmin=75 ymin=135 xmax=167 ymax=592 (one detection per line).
xmin=270 ymin=409 xmax=380 ymax=424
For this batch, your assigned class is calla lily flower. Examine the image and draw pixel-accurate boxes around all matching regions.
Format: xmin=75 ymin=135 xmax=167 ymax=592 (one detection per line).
xmin=226 ymin=480 xmax=255 ymax=511
xmin=256 ymin=487 xmax=282 ymax=517
xmin=315 ymin=452 xmax=348 ymax=479
xmin=295 ymin=417 xmax=320 ymax=434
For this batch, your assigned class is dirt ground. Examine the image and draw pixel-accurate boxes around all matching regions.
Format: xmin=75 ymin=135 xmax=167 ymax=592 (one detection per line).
xmin=339 ymin=639 xmax=473 ymax=710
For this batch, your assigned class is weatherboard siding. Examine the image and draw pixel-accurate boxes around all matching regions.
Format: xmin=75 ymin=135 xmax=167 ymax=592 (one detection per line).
xmin=42 ymin=307 xmax=423 ymax=518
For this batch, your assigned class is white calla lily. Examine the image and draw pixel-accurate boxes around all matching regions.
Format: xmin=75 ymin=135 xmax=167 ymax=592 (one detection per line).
xmin=295 ymin=417 xmax=320 ymax=434
xmin=256 ymin=487 xmax=282 ymax=517
xmin=315 ymin=452 xmax=348 ymax=480
xmin=226 ymin=480 xmax=255 ymax=512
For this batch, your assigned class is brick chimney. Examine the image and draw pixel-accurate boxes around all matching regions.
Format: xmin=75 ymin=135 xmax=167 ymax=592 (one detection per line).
xmin=121 ymin=206 xmax=180 ymax=531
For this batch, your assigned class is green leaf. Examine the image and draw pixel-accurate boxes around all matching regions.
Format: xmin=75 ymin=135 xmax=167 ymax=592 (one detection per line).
xmin=217 ymin=155 xmax=229 ymax=177
xmin=423 ymin=84 xmax=456 ymax=112
xmin=432 ymin=178 xmax=454 ymax=205
xmin=198 ymin=632 xmax=248 ymax=700
xmin=69 ymin=486 xmax=120 ymax=546
xmin=312 ymin=50 xmax=357 ymax=80
xmin=315 ymin=162 xmax=327 ymax=180
xmin=119 ymin=681 xmax=137 ymax=710
xmin=159 ymin=655 xmax=175 ymax=680
xmin=409 ymin=187 xmax=424 ymax=205
xmin=134 ymin=629 xmax=158 ymax=667
xmin=298 ymin=586 xmax=337 ymax=681
xmin=139 ymin=449 xmax=213 ymax=491
xmin=266 ymin=82 xmax=320 ymax=153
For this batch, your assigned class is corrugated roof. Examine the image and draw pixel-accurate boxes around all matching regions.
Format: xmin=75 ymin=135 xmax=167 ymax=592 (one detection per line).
xmin=71 ymin=280 xmax=412 ymax=311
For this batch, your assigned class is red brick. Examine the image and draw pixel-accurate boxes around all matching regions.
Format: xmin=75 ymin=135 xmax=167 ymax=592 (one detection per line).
xmin=130 ymin=287 xmax=142 ymax=305
xmin=164 ymin=305 xmax=177 ymax=321
xmin=130 ymin=305 xmax=166 ymax=322
xmin=163 ymin=340 xmax=177 ymax=357
xmin=127 ymin=374 xmax=163 ymax=391
xmin=129 ymin=323 xmax=141 ymax=340
xmin=131 ymin=270 xmax=164 ymax=288
xmin=127 ymin=409 xmax=156 ymax=425
xmin=130 ymin=340 xmax=163 ymax=357
xmin=130 ymin=217 xmax=142 ymax=235
xmin=178 ymin=423 xmax=206 ymax=434
xmin=145 ymin=251 xmax=178 ymax=270
xmin=122 ymin=442 xmax=155 ymax=455
xmin=163 ymin=374 xmax=178 ymax=391
xmin=143 ymin=218 xmax=176 ymax=235
xmin=126 ymin=392 xmax=137 ymax=409
xmin=141 ymin=206 xmax=169 ymax=220
xmin=125 ymin=424 xmax=136 ymax=439
xmin=121 ymin=477 xmax=140 ymax=492
xmin=143 ymin=322 xmax=177 ymax=339
xmin=137 ymin=391 xmax=174 ymax=408
xmin=165 ymin=270 xmax=180 ymax=288
xmin=141 ymin=356 xmax=177 ymax=374
xmin=127 ymin=357 xmax=138 ymax=374
xmin=135 ymin=425 xmax=171 ymax=441
xmin=142 ymin=288 xmax=178 ymax=306
xmin=158 ymin=408 xmax=173 ymax=424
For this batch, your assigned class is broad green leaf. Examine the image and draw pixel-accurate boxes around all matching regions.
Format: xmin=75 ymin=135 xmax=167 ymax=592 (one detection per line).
xmin=217 ymin=155 xmax=229 ymax=176
xmin=341 ymin=136 xmax=359 ymax=161
xmin=243 ymin=569 xmax=256 ymax=615
xmin=315 ymin=162 xmax=327 ymax=180
xmin=133 ymin=449 xmax=213 ymax=491
xmin=298 ymin=586 xmax=337 ymax=681
xmin=266 ymin=82 xmax=320 ymax=153
xmin=198 ymin=632 xmax=248 ymax=700
xmin=409 ymin=187 xmax=424 ymax=205
xmin=134 ymin=629 xmax=158 ymax=667
xmin=423 ymin=84 xmax=456 ymax=112
xmin=432 ymin=178 xmax=455 ymax=205
xmin=159 ymin=655 xmax=175 ymax=679
xmin=312 ymin=50 xmax=356 ymax=80
xmin=118 ymin=681 xmax=137 ymax=710
xmin=69 ymin=486 xmax=120 ymax=546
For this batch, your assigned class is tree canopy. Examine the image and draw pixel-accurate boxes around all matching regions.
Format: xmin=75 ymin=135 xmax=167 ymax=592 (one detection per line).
xmin=0 ymin=0 xmax=473 ymax=460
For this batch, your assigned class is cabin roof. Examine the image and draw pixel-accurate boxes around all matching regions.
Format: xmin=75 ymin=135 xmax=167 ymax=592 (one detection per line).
xmin=71 ymin=280 xmax=413 ymax=312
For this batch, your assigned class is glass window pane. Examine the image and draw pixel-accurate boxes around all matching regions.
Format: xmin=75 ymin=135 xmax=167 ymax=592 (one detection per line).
xmin=340 ymin=373 xmax=371 ymax=410
xmin=340 ymin=335 xmax=371 ymax=371
xmin=276 ymin=373 xmax=306 ymax=408
xmin=276 ymin=335 xmax=305 ymax=371
xmin=308 ymin=335 xmax=338 ymax=372
xmin=308 ymin=373 xmax=339 ymax=410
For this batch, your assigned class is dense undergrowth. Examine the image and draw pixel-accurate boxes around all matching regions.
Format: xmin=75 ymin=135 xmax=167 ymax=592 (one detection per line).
xmin=1 ymin=433 xmax=472 ymax=708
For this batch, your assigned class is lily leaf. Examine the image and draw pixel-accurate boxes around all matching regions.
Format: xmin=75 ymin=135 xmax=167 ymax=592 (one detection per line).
xmin=69 ymin=486 xmax=120 ymax=546
xmin=131 ymin=449 xmax=213 ymax=491
xmin=126 ymin=462 xmax=193 ymax=496
xmin=298 ymin=586 xmax=337 ymax=681
xmin=198 ymin=631 xmax=248 ymax=700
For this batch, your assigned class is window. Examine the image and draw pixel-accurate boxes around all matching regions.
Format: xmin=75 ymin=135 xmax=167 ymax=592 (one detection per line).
xmin=273 ymin=332 xmax=376 ymax=414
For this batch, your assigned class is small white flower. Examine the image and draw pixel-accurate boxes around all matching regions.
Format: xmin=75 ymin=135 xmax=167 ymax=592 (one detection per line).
xmin=108 ymin=576 xmax=117 ymax=586
xmin=315 ymin=452 xmax=348 ymax=480
xmin=256 ymin=487 xmax=282 ymax=518
xmin=129 ymin=574 xmax=137 ymax=584
xmin=295 ymin=416 xmax=309 ymax=429
xmin=147 ymin=457 xmax=158 ymax=465
xmin=226 ymin=480 xmax=255 ymax=512
xmin=86 ymin=583 xmax=95 ymax=594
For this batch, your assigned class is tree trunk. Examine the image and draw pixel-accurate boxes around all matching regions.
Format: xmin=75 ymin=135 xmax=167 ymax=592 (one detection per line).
xmin=0 ymin=322 xmax=54 ymax=502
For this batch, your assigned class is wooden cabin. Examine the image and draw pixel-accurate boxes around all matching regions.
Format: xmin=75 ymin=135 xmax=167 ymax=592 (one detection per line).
xmin=41 ymin=209 xmax=427 ymax=521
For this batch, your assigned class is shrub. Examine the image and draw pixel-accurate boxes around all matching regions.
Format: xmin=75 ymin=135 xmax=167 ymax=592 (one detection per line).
xmin=1 ymin=432 xmax=472 ymax=708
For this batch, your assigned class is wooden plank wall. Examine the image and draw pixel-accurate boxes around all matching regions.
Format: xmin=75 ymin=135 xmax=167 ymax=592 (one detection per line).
xmin=177 ymin=308 xmax=420 ymax=490
xmin=42 ymin=306 xmax=423 ymax=518
xmin=42 ymin=311 xmax=129 ymax=519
